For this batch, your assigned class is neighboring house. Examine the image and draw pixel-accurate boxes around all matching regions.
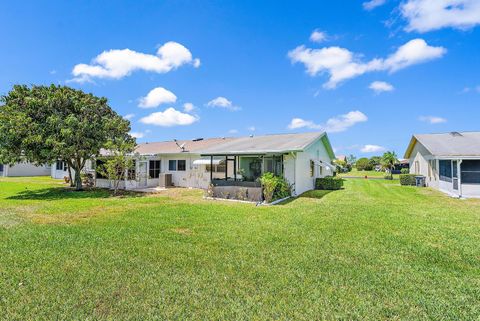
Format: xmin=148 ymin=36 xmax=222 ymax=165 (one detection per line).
xmin=0 ymin=162 xmax=51 ymax=177
xmin=336 ymin=155 xmax=347 ymax=163
xmin=95 ymin=131 xmax=336 ymax=196
xmin=404 ymin=131 xmax=480 ymax=198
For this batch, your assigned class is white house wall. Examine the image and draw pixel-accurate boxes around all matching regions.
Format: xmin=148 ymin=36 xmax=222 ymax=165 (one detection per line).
xmin=95 ymin=154 xmax=234 ymax=190
xmin=289 ymin=138 xmax=334 ymax=195
xmin=408 ymin=142 xmax=439 ymax=190
xmin=2 ymin=162 xmax=51 ymax=177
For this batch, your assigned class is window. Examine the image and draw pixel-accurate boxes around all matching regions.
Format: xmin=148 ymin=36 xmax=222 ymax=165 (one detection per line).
xmin=461 ymin=160 xmax=480 ymax=184
xmin=127 ymin=160 xmax=136 ymax=180
xmin=96 ymin=159 xmax=107 ymax=179
xmin=149 ymin=160 xmax=161 ymax=178
xmin=414 ymin=161 xmax=420 ymax=175
xmin=439 ymin=160 xmax=452 ymax=182
xmin=310 ymin=160 xmax=314 ymax=177
xmin=0 ymin=164 xmax=3 ymax=172
xmin=177 ymin=160 xmax=186 ymax=171
xmin=169 ymin=160 xmax=177 ymax=171
xmin=56 ymin=160 xmax=67 ymax=171
xmin=168 ymin=160 xmax=186 ymax=171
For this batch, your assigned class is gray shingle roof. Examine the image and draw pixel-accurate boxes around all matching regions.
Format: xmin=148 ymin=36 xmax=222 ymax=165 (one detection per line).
xmin=405 ymin=132 xmax=480 ymax=158
xmin=199 ymin=132 xmax=325 ymax=155
xmin=126 ymin=132 xmax=326 ymax=156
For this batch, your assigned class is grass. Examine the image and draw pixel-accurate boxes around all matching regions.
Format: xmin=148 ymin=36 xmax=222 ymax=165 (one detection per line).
xmin=339 ymin=168 xmax=399 ymax=179
xmin=1 ymin=176 xmax=480 ymax=320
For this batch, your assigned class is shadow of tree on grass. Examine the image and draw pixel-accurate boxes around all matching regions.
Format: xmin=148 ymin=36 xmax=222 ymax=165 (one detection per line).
xmin=7 ymin=187 xmax=145 ymax=201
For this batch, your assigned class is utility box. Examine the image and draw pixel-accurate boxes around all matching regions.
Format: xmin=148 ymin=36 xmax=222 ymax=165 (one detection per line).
xmin=415 ymin=175 xmax=426 ymax=187
xmin=159 ymin=173 xmax=173 ymax=187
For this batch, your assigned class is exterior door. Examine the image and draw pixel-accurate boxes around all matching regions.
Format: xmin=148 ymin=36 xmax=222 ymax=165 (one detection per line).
xmin=452 ymin=160 xmax=458 ymax=191
xmin=138 ymin=161 xmax=148 ymax=188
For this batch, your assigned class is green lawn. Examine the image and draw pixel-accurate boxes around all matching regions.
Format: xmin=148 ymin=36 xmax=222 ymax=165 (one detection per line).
xmin=1 ymin=177 xmax=479 ymax=320
xmin=339 ymin=168 xmax=399 ymax=179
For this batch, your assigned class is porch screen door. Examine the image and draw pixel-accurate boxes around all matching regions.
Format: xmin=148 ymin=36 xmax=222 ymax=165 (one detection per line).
xmin=139 ymin=161 xmax=148 ymax=188
xmin=452 ymin=160 xmax=458 ymax=191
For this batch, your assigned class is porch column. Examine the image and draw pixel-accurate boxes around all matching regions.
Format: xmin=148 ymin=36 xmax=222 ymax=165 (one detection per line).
xmin=210 ymin=155 xmax=213 ymax=183
xmin=225 ymin=156 xmax=228 ymax=180
xmin=233 ymin=156 xmax=237 ymax=181
xmin=458 ymin=159 xmax=463 ymax=198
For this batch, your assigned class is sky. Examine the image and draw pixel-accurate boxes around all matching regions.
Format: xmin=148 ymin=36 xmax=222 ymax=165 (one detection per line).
xmin=1 ymin=0 xmax=479 ymax=158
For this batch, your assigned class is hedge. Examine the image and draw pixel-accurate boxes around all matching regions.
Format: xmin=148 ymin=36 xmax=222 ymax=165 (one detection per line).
xmin=315 ymin=176 xmax=344 ymax=190
xmin=400 ymin=174 xmax=416 ymax=186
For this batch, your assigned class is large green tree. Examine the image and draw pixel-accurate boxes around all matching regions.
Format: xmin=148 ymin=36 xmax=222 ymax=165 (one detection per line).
xmin=0 ymin=85 xmax=134 ymax=190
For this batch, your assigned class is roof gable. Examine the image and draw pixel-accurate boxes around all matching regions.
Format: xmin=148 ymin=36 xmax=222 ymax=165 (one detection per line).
xmin=404 ymin=132 xmax=480 ymax=158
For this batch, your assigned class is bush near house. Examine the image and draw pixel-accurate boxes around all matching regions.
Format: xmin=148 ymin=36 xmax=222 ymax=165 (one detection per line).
xmin=315 ymin=176 xmax=344 ymax=190
xmin=400 ymin=174 xmax=417 ymax=186
xmin=259 ymin=172 xmax=291 ymax=203
xmin=401 ymin=168 xmax=410 ymax=174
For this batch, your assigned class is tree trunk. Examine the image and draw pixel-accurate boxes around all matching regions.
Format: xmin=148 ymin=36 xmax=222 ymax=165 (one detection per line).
xmin=74 ymin=169 xmax=82 ymax=191
xmin=67 ymin=163 xmax=74 ymax=187
xmin=72 ymin=158 xmax=84 ymax=191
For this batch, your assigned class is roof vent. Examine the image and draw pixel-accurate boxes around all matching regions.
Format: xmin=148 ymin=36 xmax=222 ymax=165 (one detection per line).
xmin=450 ymin=131 xmax=463 ymax=137
xmin=192 ymin=138 xmax=204 ymax=142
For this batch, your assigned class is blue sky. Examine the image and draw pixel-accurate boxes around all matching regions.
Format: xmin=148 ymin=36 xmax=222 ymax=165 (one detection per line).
xmin=1 ymin=0 xmax=479 ymax=158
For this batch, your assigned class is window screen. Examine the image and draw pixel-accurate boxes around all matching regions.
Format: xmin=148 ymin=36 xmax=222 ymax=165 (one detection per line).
xmin=461 ymin=160 xmax=480 ymax=184
xmin=149 ymin=160 xmax=161 ymax=178
xmin=96 ymin=159 xmax=107 ymax=179
xmin=127 ymin=160 xmax=136 ymax=180
xmin=177 ymin=160 xmax=186 ymax=171
xmin=56 ymin=160 xmax=67 ymax=171
xmin=169 ymin=160 xmax=177 ymax=171
xmin=439 ymin=160 xmax=452 ymax=182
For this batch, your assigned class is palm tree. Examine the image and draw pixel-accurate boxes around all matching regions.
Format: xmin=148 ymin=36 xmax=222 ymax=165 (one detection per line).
xmin=381 ymin=151 xmax=398 ymax=179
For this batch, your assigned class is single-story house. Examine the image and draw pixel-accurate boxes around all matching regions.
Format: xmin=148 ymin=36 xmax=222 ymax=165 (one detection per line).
xmin=404 ymin=131 xmax=480 ymax=198
xmin=94 ymin=131 xmax=336 ymax=196
xmin=0 ymin=162 xmax=51 ymax=177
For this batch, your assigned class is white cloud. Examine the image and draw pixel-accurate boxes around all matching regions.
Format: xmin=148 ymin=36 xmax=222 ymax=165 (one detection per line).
xmin=123 ymin=113 xmax=135 ymax=120
xmin=247 ymin=126 xmax=256 ymax=131
xmin=130 ymin=131 xmax=145 ymax=139
xmin=323 ymin=111 xmax=368 ymax=133
xmin=140 ymin=107 xmax=199 ymax=127
xmin=419 ymin=115 xmax=447 ymax=124
xmin=288 ymin=118 xmax=322 ymax=130
xmin=382 ymin=39 xmax=447 ymax=72
xmin=138 ymin=87 xmax=177 ymax=108
xmin=363 ymin=0 xmax=387 ymax=10
xmin=288 ymin=38 xmax=445 ymax=88
xmin=71 ymin=41 xmax=200 ymax=82
xmin=206 ymin=97 xmax=241 ymax=111
xmin=183 ymin=102 xmax=195 ymax=112
xmin=310 ymin=29 xmax=327 ymax=43
xmin=369 ymin=81 xmax=394 ymax=93
xmin=287 ymin=110 xmax=368 ymax=133
xmin=361 ymin=144 xmax=386 ymax=153
xmin=228 ymin=129 xmax=239 ymax=134
xmin=401 ymin=0 xmax=480 ymax=33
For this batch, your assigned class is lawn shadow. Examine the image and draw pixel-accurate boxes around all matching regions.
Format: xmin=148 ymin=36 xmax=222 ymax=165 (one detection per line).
xmin=278 ymin=189 xmax=341 ymax=205
xmin=7 ymin=187 xmax=145 ymax=201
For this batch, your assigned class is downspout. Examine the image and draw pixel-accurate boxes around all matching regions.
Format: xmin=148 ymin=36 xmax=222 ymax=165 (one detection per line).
xmin=458 ymin=159 xmax=463 ymax=198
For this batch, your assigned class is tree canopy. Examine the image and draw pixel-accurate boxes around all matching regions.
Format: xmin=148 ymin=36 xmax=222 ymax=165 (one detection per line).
xmin=0 ymin=84 xmax=134 ymax=190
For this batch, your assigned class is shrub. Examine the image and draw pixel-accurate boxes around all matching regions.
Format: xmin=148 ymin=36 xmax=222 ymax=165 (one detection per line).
xmin=356 ymin=158 xmax=373 ymax=171
xmin=400 ymin=174 xmax=416 ymax=186
xmin=315 ymin=176 xmax=344 ymax=190
xmin=401 ymin=168 xmax=410 ymax=174
xmin=259 ymin=172 xmax=291 ymax=203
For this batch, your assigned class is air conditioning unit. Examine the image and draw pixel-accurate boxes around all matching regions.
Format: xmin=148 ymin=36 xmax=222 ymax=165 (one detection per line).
xmin=159 ymin=173 xmax=173 ymax=187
